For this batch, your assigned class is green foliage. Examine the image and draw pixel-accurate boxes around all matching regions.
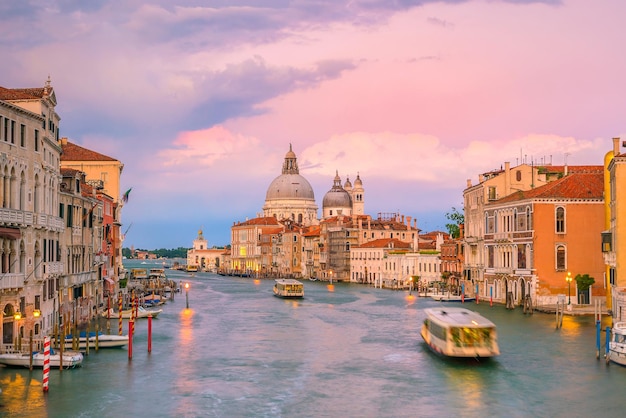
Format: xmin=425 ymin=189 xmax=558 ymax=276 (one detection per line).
xmin=445 ymin=207 xmax=464 ymax=238
xmin=575 ymin=274 xmax=595 ymax=291
xmin=123 ymin=247 xmax=190 ymax=258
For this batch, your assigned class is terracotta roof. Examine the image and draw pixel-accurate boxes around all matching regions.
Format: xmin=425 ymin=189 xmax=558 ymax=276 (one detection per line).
xmin=493 ymin=170 xmax=604 ymax=204
xmin=61 ymin=140 xmax=117 ymax=162
xmin=357 ymin=238 xmax=412 ymax=249
xmin=60 ymin=167 xmax=82 ymax=177
xmin=302 ymin=225 xmax=321 ymax=237
xmin=0 ymin=86 xmax=47 ymax=100
xmin=233 ymin=216 xmax=282 ymax=227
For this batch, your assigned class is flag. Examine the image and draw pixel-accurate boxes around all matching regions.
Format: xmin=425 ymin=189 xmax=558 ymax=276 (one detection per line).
xmin=122 ymin=188 xmax=132 ymax=203
xmin=82 ymin=202 xmax=97 ymax=222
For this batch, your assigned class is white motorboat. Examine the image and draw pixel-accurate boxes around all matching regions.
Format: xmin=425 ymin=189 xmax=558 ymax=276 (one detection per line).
xmin=0 ymin=349 xmax=83 ymax=368
xmin=608 ymin=322 xmax=626 ymax=366
xmin=102 ymin=306 xmax=162 ymax=319
xmin=273 ymin=279 xmax=304 ymax=298
xmin=431 ymin=292 xmax=476 ymax=303
xmin=57 ymin=331 xmax=129 ymax=349
xmin=421 ymin=307 xmax=500 ymax=358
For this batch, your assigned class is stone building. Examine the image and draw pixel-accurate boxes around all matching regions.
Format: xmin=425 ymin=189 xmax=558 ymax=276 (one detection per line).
xmin=1 ymin=80 xmax=65 ymax=347
xmin=186 ymin=229 xmax=225 ymax=272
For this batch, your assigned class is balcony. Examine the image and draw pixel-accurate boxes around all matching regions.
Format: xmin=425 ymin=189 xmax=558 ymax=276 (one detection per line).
xmin=0 ymin=208 xmax=33 ymax=227
xmin=43 ymin=261 xmax=64 ymax=276
xmin=0 ymin=273 xmax=25 ymax=291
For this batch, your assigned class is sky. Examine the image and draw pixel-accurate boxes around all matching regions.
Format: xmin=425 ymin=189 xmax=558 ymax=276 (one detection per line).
xmin=1 ymin=0 xmax=625 ymax=250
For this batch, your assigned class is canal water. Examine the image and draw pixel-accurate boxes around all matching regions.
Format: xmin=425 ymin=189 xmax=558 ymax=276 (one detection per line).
xmin=1 ymin=262 xmax=625 ymax=418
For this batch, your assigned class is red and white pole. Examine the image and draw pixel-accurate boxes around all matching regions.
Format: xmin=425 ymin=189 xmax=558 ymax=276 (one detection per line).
xmin=43 ymin=336 xmax=50 ymax=392
xmin=118 ymin=292 xmax=123 ymax=336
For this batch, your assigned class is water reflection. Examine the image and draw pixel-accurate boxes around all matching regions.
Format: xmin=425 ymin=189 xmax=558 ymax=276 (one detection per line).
xmin=0 ymin=373 xmax=47 ymax=416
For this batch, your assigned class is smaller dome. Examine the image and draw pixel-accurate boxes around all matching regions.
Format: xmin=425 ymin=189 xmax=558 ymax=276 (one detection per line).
xmin=344 ymin=176 xmax=352 ymax=189
xmin=354 ymin=173 xmax=363 ymax=186
xmin=323 ymin=189 xmax=352 ymax=208
xmin=323 ymin=170 xmax=352 ymax=209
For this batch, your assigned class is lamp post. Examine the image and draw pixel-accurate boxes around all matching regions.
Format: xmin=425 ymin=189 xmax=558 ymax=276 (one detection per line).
xmin=185 ymin=282 xmax=190 ymax=309
xmin=566 ymin=271 xmax=573 ymax=305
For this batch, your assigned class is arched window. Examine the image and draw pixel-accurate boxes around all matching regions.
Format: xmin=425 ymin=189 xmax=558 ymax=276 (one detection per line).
xmin=556 ymin=245 xmax=566 ymax=270
xmin=556 ymin=207 xmax=565 ymax=233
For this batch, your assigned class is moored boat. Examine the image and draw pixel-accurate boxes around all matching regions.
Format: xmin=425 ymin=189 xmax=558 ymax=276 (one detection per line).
xmin=431 ymin=293 xmax=476 ymax=303
xmin=0 ymin=349 xmax=83 ymax=368
xmin=421 ymin=307 xmax=499 ymax=358
xmin=57 ymin=331 xmax=129 ymax=349
xmin=273 ymin=279 xmax=304 ymax=298
xmin=608 ymin=322 xmax=626 ymax=366
xmin=102 ymin=306 xmax=162 ymax=319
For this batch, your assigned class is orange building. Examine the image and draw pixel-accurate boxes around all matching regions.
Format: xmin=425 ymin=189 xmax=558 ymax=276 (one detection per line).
xmin=483 ymin=166 xmax=606 ymax=307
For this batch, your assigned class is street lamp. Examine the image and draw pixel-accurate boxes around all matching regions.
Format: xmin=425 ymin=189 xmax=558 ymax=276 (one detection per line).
xmin=566 ymin=272 xmax=573 ymax=305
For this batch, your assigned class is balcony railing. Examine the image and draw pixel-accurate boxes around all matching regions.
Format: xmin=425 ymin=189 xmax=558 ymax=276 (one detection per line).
xmin=0 ymin=273 xmax=25 ymax=290
xmin=0 ymin=208 xmax=33 ymax=226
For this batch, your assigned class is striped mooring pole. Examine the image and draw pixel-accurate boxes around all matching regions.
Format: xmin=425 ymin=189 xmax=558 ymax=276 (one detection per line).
xmin=43 ymin=336 xmax=51 ymax=392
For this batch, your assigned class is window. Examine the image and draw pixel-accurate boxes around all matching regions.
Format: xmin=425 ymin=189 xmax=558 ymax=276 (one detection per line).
xmin=488 ymin=246 xmax=494 ymax=268
xmin=556 ymin=207 xmax=565 ymax=233
xmin=517 ymin=245 xmax=526 ymax=269
xmin=10 ymin=120 xmax=15 ymax=143
xmin=488 ymin=186 xmax=496 ymax=200
xmin=516 ymin=170 xmax=522 ymax=181
xmin=35 ymin=130 xmax=39 ymax=151
xmin=67 ymin=204 xmax=73 ymax=227
xmin=556 ymin=245 xmax=566 ymax=270
xmin=20 ymin=124 xmax=25 ymax=147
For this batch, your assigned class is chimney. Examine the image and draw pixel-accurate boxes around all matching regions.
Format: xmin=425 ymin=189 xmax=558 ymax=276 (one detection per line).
xmin=466 ymin=179 xmax=472 ymax=188
xmin=614 ymin=137 xmax=621 ymax=155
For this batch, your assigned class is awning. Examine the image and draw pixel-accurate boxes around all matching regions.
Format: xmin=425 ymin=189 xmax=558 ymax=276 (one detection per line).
xmin=0 ymin=227 xmax=21 ymax=239
xmin=104 ymin=277 xmax=115 ymax=284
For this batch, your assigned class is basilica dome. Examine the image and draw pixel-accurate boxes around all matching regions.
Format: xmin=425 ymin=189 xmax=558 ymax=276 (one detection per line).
xmin=265 ymin=174 xmax=315 ymax=201
xmin=263 ymin=145 xmax=318 ymax=225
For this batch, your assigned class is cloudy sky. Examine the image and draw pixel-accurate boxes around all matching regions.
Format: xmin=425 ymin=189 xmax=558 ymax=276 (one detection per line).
xmin=1 ymin=0 xmax=624 ymax=249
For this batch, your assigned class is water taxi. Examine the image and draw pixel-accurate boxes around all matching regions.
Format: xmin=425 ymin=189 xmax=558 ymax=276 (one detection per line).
xmin=273 ymin=279 xmax=304 ymax=298
xmin=421 ymin=307 xmax=499 ymax=359
xmin=186 ymin=265 xmax=199 ymax=273
xmin=608 ymin=322 xmax=626 ymax=366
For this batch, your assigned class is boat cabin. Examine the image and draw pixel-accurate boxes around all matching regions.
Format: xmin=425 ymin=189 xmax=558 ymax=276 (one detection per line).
xmin=421 ymin=307 xmax=499 ymax=358
xmin=273 ymin=279 xmax=304 ymax=298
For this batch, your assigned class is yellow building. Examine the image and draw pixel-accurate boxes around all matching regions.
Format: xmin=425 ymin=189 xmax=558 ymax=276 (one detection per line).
xmin=605 ymin=138 xmax=626 ymax=320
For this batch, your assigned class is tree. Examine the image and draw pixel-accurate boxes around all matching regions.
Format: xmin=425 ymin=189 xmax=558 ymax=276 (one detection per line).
xmin=445 ymin=207 xmax=464 ymax=239
xmin=575 ymin=274 xmax=595 ymax=291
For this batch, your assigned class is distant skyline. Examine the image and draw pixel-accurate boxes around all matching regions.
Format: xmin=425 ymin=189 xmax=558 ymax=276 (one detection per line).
xmin=1 ymin=0 xmax=624 ymax=249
